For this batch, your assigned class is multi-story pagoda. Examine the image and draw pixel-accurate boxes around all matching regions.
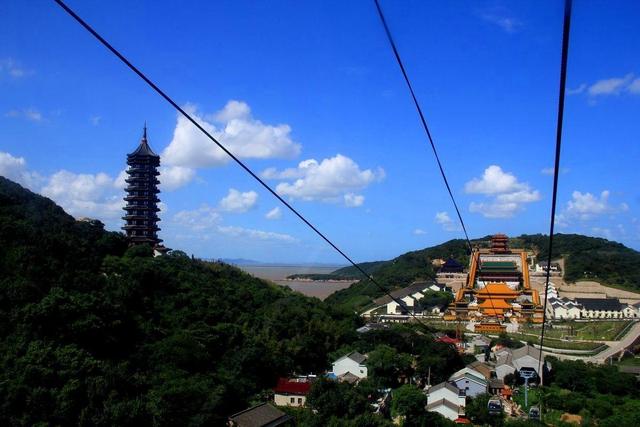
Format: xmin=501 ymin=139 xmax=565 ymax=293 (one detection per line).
xmin=122 ymin=126 xmax=163 ymax=248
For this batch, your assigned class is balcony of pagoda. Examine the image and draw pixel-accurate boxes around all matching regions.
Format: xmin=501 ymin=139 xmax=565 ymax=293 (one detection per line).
xmin=122 ymin=214 xmax=160 ymax=221
xmin=123 ymin=204 xmax=160 ymax=211
xmin=123 ymin=195 xmax=160 ymax=202
xmin=125 ymin=185 xmax=160 ymax=193
xmin=122 ymin=224 xmax=160 ymax=231
xmin=125 ymin=176 xmax=160 ymax=184
xmin=126 ymin=166 xmax=160 ymax=175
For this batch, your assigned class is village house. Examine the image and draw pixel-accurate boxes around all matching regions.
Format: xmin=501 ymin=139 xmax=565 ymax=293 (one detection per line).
xmin=494 ymin=345 xmax=543 ymax=380
xmin=449 ymin=371 xmax=488 ymax=398
xmin=468 ymin=335 xmax=492 ymax=353
xmin=426 ymin=382 xmax=466 ymax=421
xmin=228 ymin=403 xmax=292 ymax=427
xmin=535 ymin=261 xmax=560 ymax=273
xmin=332 ymin=351 xmax=368 ymax=379
xmin=273 ymin=378 xmax=311 ymax=407
xmin=577 ymin=298 xmax=639 ymax=319
xmin=360 ymin=281 xmax=453 ymax=322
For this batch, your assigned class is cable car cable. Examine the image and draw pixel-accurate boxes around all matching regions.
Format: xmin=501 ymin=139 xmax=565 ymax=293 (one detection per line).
xmin=373 ymin=0 xmax=503 ymax=323
xmin=51 ymin=0 xmax=432 ymax=330
xmin=538 ymin=0 xmax=573 ymax=379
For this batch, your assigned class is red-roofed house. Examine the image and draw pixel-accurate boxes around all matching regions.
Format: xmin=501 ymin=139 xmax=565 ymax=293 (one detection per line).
xmin=273 ymin=378 xmax=312 ymax=407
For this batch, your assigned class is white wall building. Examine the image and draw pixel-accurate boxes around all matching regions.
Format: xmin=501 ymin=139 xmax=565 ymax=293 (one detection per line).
xmin=332 ymin=351 xmax=368 ymax=379
xmin=426 ymin=382 xmax=466 ymax=421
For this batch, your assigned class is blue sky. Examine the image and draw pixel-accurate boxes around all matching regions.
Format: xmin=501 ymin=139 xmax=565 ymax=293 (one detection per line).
xmin=1 ymin=0 xmax=639 ymax=263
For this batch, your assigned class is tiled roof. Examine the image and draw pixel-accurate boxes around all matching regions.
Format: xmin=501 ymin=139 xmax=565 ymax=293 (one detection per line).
xmin=429 ymin=381 xmax=463 ymax=396
xmin=576 ymin=298 xmax=622 ymax=312
xmin=372 ymin=282 xmax=434 ymax=306
xmin=273 ymin=378 xmax=311 ymax=395
xmin=335 ymin=351 xmax=367 ymax=365
xmin=426 ymin=398 xmax=462 ymax=413
xmin=228 ymin=403 xmax=292 ymax=427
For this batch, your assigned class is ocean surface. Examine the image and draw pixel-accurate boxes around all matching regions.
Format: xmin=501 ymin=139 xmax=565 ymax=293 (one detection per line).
xmin=237 ymin=265 xmax=356 ymax=300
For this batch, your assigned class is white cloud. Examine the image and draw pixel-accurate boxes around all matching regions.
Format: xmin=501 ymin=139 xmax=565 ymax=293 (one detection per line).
xmin=5 ymin=108 xmax=43 ymax=122
xmin=564 ymin=190 xmax=627 ymax=220
xmin=481 ymin=13 xmax=522 ymax=33
xmin=219 ymin=188 xmax=258 ymax=213
xmin=629 ymin=78 xmax=640 ymax=94
xmin=541 ymin=167 xmax=569 ymax=175
xmin=173 ymin=205 xmax=222 ymax=231
xmin=434 ymin=211 xmax=460 ymax=231
xmin=567 ymin=84 xmax=587 ymax=95
xmin=344 ymin=193 xmax=365 ymax=207
xmin=0 ymin=58 xmax=30 ymax=78
xmin=265 ymin=206 xmax=282 ymax=220
xmin=159 ymin=166 xmax=196 ymax=191
xmin=588 ymin=73 xmax=634 ymax=96
xmin=266 ymin=154 xmax=384 ymax=206
xmin=40 ymin=170 xmax=123 ymax=219
xmin=0 ymin=151 xmax=43 ymax=189
xmin=413 ymin=228 xmax=427 ymax=235
xmin=162 ymin=100 xmax=301 ymax=169
xmin=465 ymin=165 xmax=540 ymax=218
xmin=218 ymin=225 xmax=296 ymax=242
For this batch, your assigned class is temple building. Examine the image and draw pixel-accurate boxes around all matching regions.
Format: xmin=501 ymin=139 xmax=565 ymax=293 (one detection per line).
xmin=444 ymin=234 xmax=543 ymax=332
xmin=122 ymin=126 xmax=166 ymax=251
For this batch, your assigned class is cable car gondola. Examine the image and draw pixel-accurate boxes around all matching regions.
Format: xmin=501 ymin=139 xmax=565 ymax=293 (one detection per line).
xmin=487 ymin=398 xmax=503 ymax=415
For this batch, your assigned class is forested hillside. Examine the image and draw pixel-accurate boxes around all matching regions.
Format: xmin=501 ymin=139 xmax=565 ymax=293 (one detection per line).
xmin=0 ymin=177 xmax=360 ymax=425
xmin=326 ymin=234 xmax=640 ymax=312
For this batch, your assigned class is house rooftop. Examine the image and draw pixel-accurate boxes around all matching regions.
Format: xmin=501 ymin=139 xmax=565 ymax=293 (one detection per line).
xmin=576 ymin=298 xmax=622 ymax=312
xmin=273 ymin=378 xmax=311 ymax=395
xmin=426 ymin=398 xmax=462 ymax=413
xmin=428 ymin=381 xmax=465 ymax=397
xmin=228 ymin=403 xmax=292 ymax=427
xmin=335 ymin=351 xmax=367 ymax=365
xmin=372 ymin=281 xmax=435 ymax=306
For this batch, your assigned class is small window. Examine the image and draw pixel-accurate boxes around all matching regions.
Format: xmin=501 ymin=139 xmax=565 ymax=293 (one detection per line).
xmin=290 ymin=397 xmax=295 ymax=404
xmin=298 ymin=398 xmax=302 ymax=404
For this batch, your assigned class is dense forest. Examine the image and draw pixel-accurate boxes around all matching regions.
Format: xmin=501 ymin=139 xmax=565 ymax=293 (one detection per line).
xmin=326 ymin=234 xmax=640 ymax=312
xmin=0 ymin=177 xmax=364 ymax=425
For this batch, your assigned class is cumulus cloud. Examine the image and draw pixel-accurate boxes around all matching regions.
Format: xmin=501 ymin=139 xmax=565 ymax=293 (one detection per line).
xmin=40 ymin=170 xmax=123 ymax=219
xmin=159 ymin=166 xmax=196 ymax=191
xmin=413 ymin=228 xmax=427 ymax=236
xmin=218 ymin=225 xmax=296 ymax=242
xmin=265 ymin=207 xmax=282 ymax=220
xmin=0 ymin=58 xmax=31 ymax=78
xmin=173 ymin=205 xmax=222 ymax=231
xmin=344 ymin=193 xmax=365 ymax=207
xmin=162 ymin=100 xmax=300 ymax=169
xmin=465 ymin=165 xmax=540 ymax=218
xmin=173 ymin=205 xmax=295 ymax=243
xmin=1 ymin=151 xmax=132 ymax=225
xmin=0 ymin=151 xmax=43 ymax=189
xmin=588 ymin=73 xmax=634 ymax=96
xmin=570 ymin=73 xmax=640 ymax=98
xmin=563 ymin=190 xmax=628 ymax=220
xmin=5 ymin=108 xmax=43 ymax=122
xmin=265 ymin=154 xmax=384 ymax=206
xmin=435 ymin=211 xmax=460 ymax=231
xmin=219 ymin=188 xmax=258 ymax=213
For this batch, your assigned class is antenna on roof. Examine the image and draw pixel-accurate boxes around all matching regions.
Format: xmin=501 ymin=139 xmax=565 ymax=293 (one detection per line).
xmin=142 ymin=121 xmax=147 ymax=141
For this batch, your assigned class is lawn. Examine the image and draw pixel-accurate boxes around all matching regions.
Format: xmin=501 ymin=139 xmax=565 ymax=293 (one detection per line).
xmin=520 ymin=320 xmax=632 ymax=342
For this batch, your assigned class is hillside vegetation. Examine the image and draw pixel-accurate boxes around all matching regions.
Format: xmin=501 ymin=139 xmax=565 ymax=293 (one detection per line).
xmin=326 ymin=234 xmax=640 ymax=312
xmin=0 ymin=177 xmax=360 ymax=425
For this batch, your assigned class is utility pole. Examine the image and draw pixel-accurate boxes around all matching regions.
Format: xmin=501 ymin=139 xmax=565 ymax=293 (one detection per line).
xmin=519 ymin=370 xmax=536 ymax=409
